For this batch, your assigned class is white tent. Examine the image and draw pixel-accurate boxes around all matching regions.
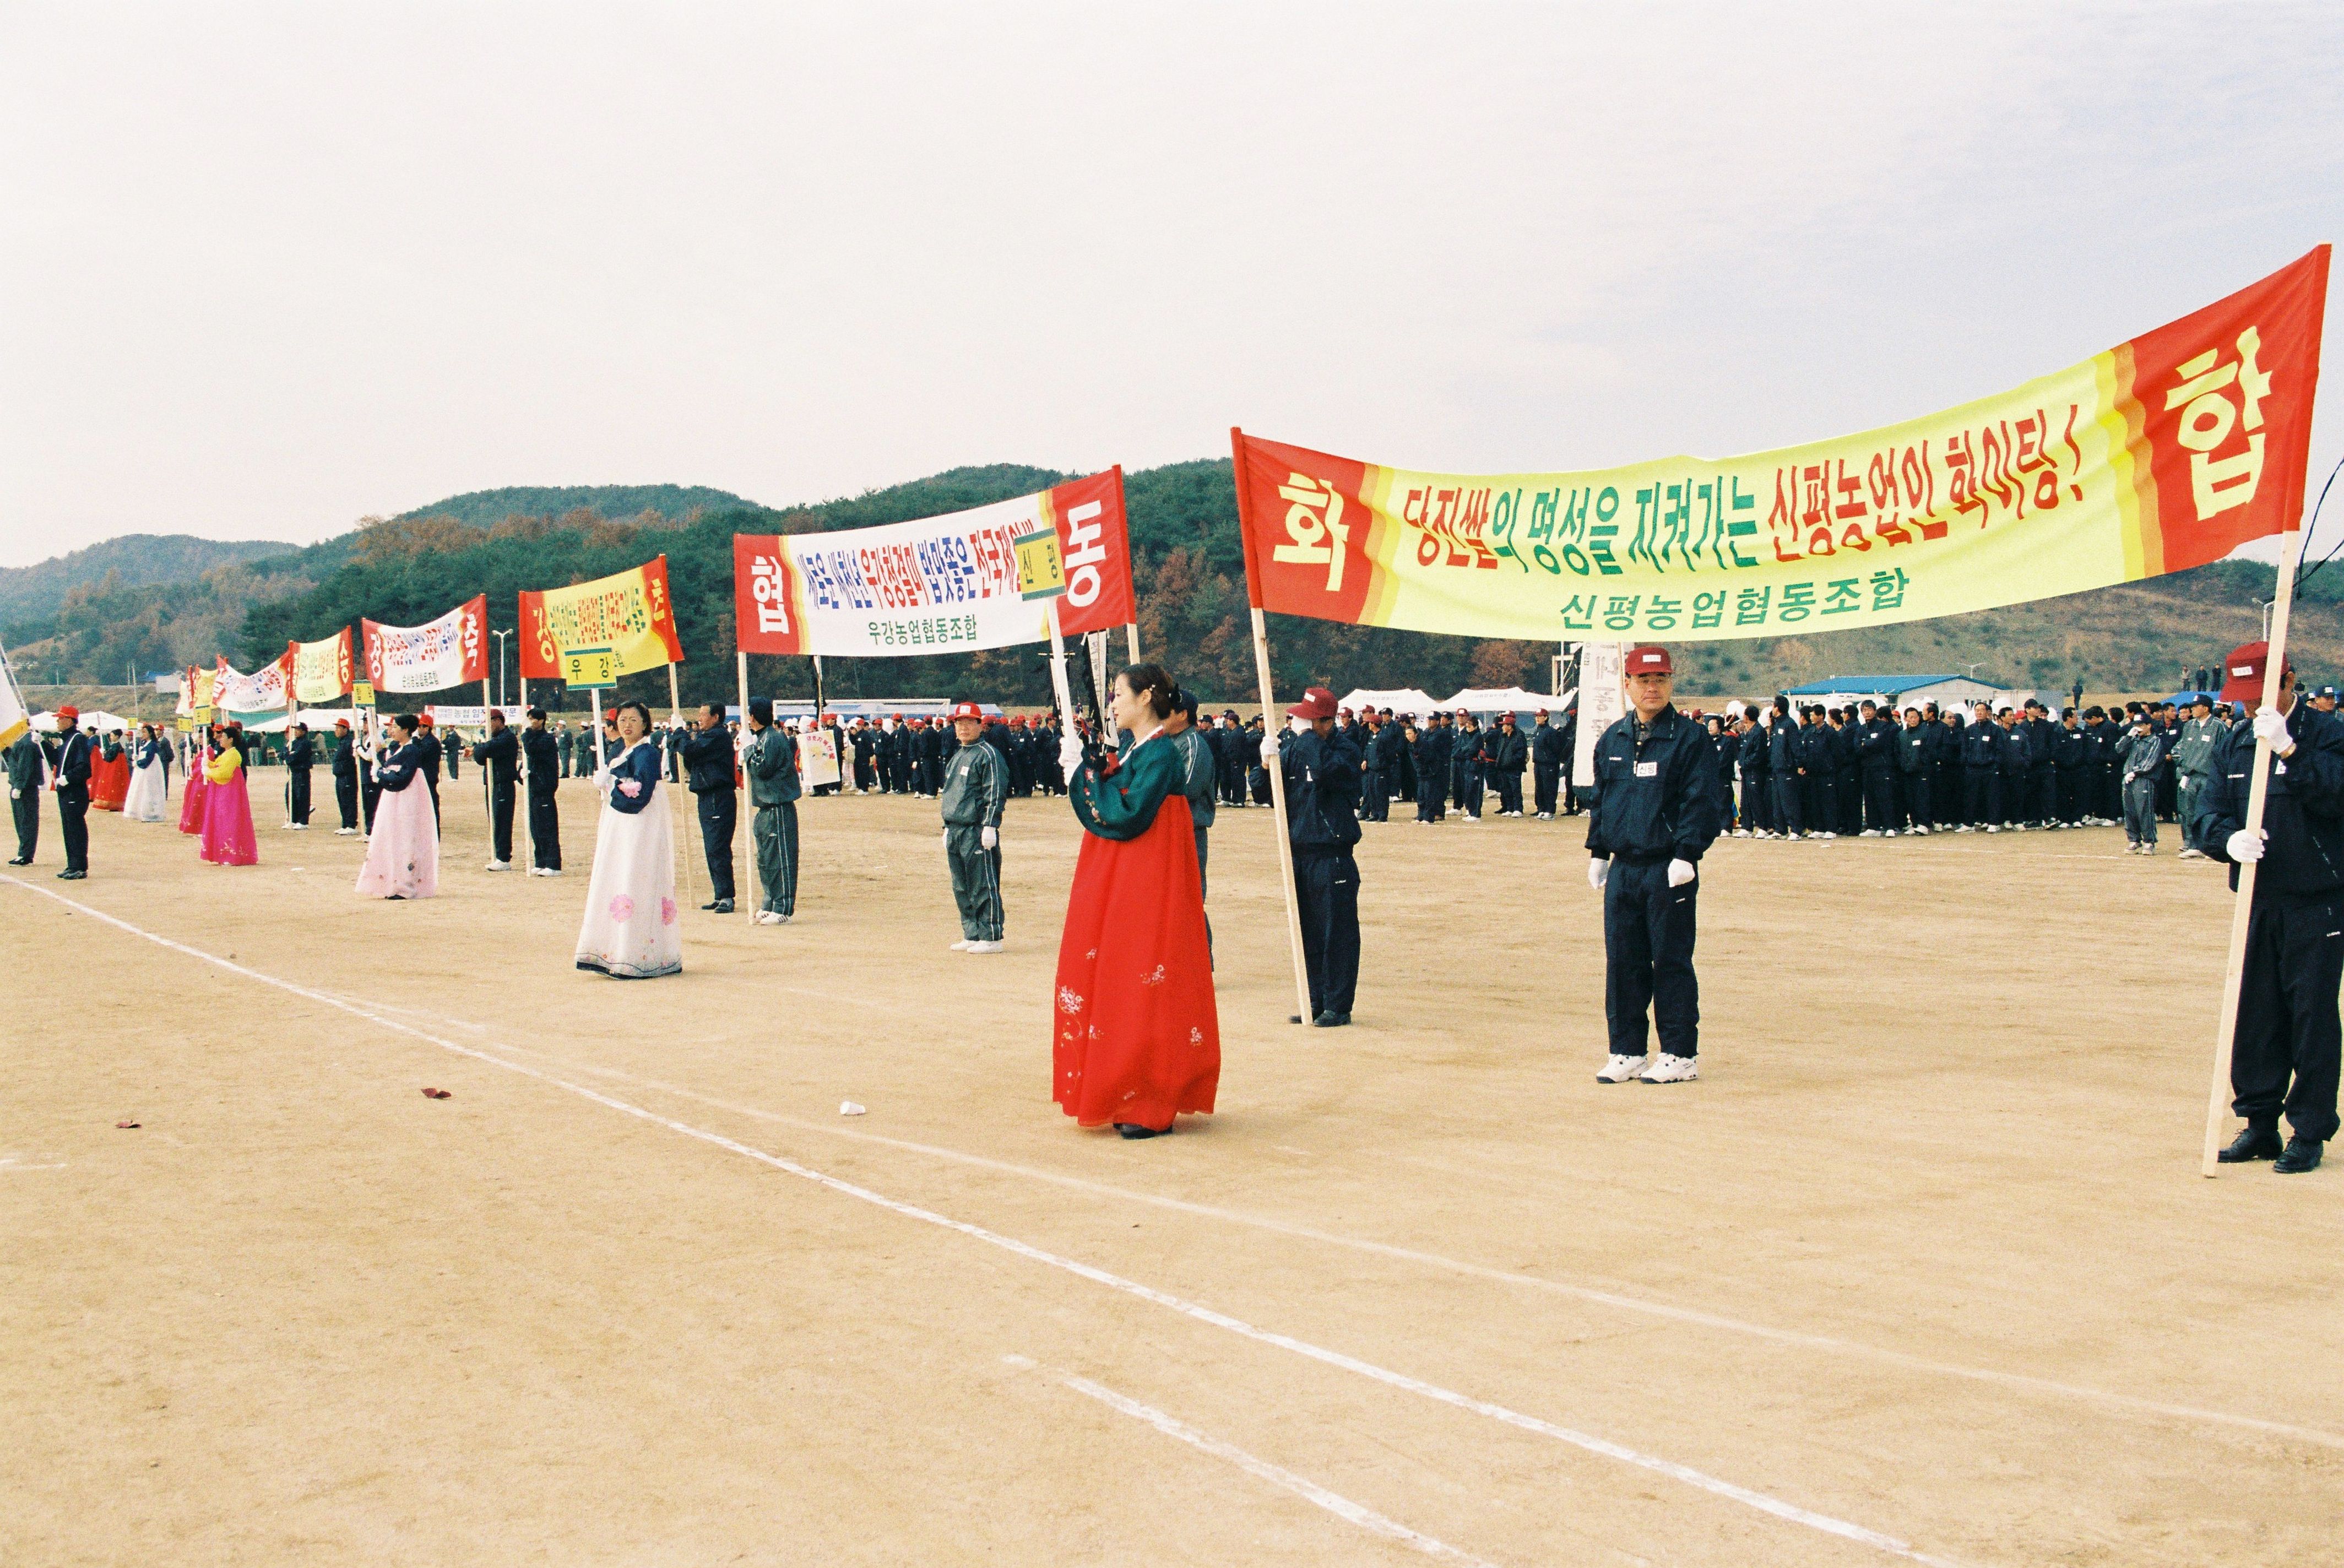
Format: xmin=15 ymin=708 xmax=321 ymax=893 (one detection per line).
xmin=1336 ymin=687 xmax=1442 ymax=717
xmin=1435 ymin=686 xmax=1572 ymax=714
xmin=240 ymin=707 xmax=360 ymax=734
xmin=32 ymin=709 xmax=132 ymax=733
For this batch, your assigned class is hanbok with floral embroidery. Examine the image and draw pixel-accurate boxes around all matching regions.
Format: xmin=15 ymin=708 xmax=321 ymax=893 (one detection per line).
xmin=1054 ymin=731 xmax=1219 ymax=1129
xmin=354 ymin=741 xmax=438 ymax=898
xmin=123 ymin=738 xmax=169 ymax=822
xmin=575 ymin=739 xmax=681 ymax=979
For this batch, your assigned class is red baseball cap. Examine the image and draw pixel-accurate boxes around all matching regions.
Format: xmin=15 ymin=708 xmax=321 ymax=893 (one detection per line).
xmin=1286 ymin=686 xmax=1338 ymax=721
xmin=1625 ymin=644 xmax=1673 ymax=676
xmin=2220 ymin=640 xmax=2292 ymax=706
xmin=947 ymin=702 xmax=984 ymax=723
xmin=56 ymin=705 xmax=79 ymax=720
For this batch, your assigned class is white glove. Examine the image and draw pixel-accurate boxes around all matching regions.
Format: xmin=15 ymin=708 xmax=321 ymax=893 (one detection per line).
xmin=980 ymin=825 xmax=997 ymax=850
xmin=1058 ymin=736 xmax=1085 ymax=778
xmin=2227 ymin=827 xmax=2266 ymax=863
xmin=1588 ymin=856 xmax=1609 ymax=891
xmin=2253 ymin=707 xmax=2295 ymax=757
xmin=1667 ymin=858 xmax=1696 ymax=887
xmin=1260 ymin=734 xmax=1280 ymax=764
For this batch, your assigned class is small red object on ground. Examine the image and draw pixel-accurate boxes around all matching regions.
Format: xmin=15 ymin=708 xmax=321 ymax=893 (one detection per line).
xmin=116 ymin=1121 xmax=139 ymax=1129
xmin=421 ymin=1088 xmax=451 ymax=1099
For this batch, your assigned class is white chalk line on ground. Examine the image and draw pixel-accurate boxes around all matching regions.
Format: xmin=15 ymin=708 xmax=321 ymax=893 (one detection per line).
xmin=7 ymin=875 xmax=1956 ymax=1567
xmin=1005 ymin=1354 xmax=1510 ymax=1567
xmin=377 ymin=1010 xmax=2343 ymax=1455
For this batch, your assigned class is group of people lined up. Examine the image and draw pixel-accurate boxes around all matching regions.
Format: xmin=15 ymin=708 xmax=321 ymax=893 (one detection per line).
xmin=1708 ymin=692 xmax=2251 ymax=856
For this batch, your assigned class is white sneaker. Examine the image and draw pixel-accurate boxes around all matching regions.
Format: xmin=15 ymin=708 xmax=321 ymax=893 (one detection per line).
xmin=755 ymin=910 xmax=790 ymax=925
xmin=2140 ymin=844 xmax=2156 ymax=856
xmin=1596 ymin=1054 xmax=1650 ymax=1083
xmin=1986 ymin=824 xmax=2000 ymax=833
xmin=1731 ymin=828 xmax=1750 ymax=839
xmin=1639 ymin=1053 xmax=1699 ymax=1084
xmin=1882 ymin=829 xmax=1897 ymax=837
xmin=1818 ymin=831 xmax=1837 ymax=840
xmin=964 ymin=939 xmax=1003 ymax=954
xmin=2179 ymin=847 xmax=2206 ymax=860
xmin=1860 ymin=829 xmax=1881 ymax=838
xmin=540 ymin=867 xmax=564 ymax=877
xmin=950 ymin=939 xmax=973 ymax=951
xmin=1912 ymin=824 xmax=1929 ymax=835
xmin=334 ymin=827 xmax=356 ymax=835
xmin=1956 ymin=824 xmax=1973 ymax=834
xmin=485 ymin=860 xmax=511 ymax=871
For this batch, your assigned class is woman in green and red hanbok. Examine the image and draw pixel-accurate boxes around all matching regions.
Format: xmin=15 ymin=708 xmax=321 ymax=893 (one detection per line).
xmin=1054 ymin=663 xmax=1220 ymax=1139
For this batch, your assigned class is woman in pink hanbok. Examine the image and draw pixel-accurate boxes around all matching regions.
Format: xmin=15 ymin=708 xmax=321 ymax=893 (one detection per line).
xmin=178 ymin=734 xmax=210 ymax=834
xmin=355 ymin=714 xmax=439 ymax=899
xmin=198 ymin=723 xmax=259 ymax=866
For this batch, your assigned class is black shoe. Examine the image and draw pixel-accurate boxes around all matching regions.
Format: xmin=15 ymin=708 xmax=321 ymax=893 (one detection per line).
xmin=2275 ymin=1138 xmax=2325 ymax=1174
xmin=6 ymin=856 xmax=25 ymax=865
xmin=709 ymin=900 xmax=734 ymax=914
xmin=57 ymin=869 xmax=85 ymax=880
xmin=1114 ymin=1122 xmax=1171 ymax=1140
xmin=1312 ymin=1011 xmax=1351 ymax=1027
xmin=2217 ymin=1125 xmax=2285 ymax=1163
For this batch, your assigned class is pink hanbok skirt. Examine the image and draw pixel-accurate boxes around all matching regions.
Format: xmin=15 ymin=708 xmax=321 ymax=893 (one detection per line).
xmin=355 ymin=781 xmax=438 ymax=899
xmin=199 ymin=774 xmax=258 ymax=866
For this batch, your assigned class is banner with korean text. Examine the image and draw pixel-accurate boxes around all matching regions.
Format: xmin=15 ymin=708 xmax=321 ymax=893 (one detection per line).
xmin=732 ymin=469 xmax=1135 ymax=657
xmin=0 ymin=638 xmax=31 ymax=750
xmin=362 ymin=596 xmax=489 ymax=695
xmin=517 ymin=556 xmax=685 ymax=680
xmin=214 ymin=653 xmax=292 ymax=714
xmin=289 ymin=627 xmax=354 ymax=704
xmin=1235 ymin=249 xmax=2328 ymax=642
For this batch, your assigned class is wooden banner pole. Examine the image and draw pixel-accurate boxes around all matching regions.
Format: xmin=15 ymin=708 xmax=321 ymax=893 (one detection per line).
xmin=1227 ymin=426 xmax=1315 ymax=1025
xmin=666 ymin=663 xmax=693 ymax=910
xmin=1126 ymin=622 xmax=1141 ymax=663
xmin=2200 ymin=523 xmax=2309 ymax=1176
xmin=737 ymin=649 xmax=755 ymax=913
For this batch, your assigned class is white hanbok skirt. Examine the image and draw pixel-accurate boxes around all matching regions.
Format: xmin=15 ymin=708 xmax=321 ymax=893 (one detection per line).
xmin=124 ymin=759 xmax=169 ymax=822
xmin=575 ymin=787 xmax=681 ymax=979
xmin=355 ymin=782 xmax=440 ymax=899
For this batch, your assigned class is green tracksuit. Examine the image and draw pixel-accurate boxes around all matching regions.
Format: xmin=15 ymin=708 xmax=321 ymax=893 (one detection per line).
xmin=940 ymin=737 xmax=1007 ymax=941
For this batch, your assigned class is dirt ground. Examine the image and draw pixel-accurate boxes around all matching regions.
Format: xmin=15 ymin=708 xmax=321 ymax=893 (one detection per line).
xmin=4 ymin=766 xmax=2338 ymax=1568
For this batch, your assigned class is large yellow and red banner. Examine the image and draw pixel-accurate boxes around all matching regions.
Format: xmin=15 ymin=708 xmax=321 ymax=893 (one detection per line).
xmin=287 ymin=627 xmax=354 ymax=704
xmin=517 ymin=556 xmax=685 ymax=680
xmin=1236 ymin=248 xmax=2329 ymax=642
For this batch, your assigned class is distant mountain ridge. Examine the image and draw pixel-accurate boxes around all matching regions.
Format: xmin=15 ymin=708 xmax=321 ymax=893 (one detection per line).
xmin=397 ymin=484 xmax=758 ymax=529
xmin=0 ymin=534 xmax=297 ymax=625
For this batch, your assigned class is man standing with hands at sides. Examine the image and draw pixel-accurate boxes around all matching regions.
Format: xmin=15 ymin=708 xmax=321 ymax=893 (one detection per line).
xmin=283 ymin=721 xmax=316 ymax=829
xmin=330 ymin=718 xmax=361 ymax=833
xmin=742 ymin=697 xmax=801 ymax=925
xmin=469 ymin=708 xmax=520 ymax=871
xmin=2198 ymin=641 xmax=2344 ymax=1175
xmin=943 ymin=700 xmax=1008 ymax=952
xmin=1532 ymin=707 xmax=1567 ymax=820
xmin=680 ymin=702 xmax=737 ymax=914
xmin=1588 ymin=647 xmax=1720 ymax=1084
xmin=46 ymin=706 xmax=93 ymax=880
xmin=1266 ymin=686 xmax=1364 ymax=1027
xmin=520 ymin=708 xmax=562 ymax=875
xmin=5 ymin=721 xmax=41 ymax=865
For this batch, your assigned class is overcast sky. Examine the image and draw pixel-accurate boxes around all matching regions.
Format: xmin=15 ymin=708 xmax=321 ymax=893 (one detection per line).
xmin=2 ymin=2 xmax=2339 ymax=569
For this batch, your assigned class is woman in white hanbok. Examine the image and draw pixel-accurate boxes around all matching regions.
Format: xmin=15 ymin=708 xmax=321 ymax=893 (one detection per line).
xmin=575 ymin=699 xmax=682 ymax=979
xmin=122 ymin=724 xmax=170 ymax=822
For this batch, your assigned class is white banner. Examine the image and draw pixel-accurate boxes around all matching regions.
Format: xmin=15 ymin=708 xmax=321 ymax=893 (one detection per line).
xmin=1572 ymin=642 xmax=1623 ymax=789
xmin=215 ymin=655 xmax=291 ymax=714
xmin=363 ymin=596 xmax=489 ymax=696
xmin=424 ymin=704 xmax=529 ymax=729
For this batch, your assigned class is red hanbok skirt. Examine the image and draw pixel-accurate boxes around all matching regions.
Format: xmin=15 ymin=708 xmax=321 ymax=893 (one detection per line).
xmin=178 ymin=771 xmax=209 ymax=834
xmin=89 ymin=751 xmax=130 ymax=811
xmin=1052 ymin=796 xmax=1219 ymax=1128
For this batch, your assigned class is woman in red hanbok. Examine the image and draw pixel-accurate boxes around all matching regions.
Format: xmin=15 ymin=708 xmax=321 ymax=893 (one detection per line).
xmin=88 ymin=731 xmax=131 ymax=812
xmin=1054 ymin=663 xmax=1219 ymax=1138
xmin=177 ymin=734 xmax=211 ymax=834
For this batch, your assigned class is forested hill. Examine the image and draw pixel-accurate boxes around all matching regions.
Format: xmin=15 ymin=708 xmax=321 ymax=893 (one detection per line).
xmin=9 ymin=463 xmax=2334 ymax=707
xmin=0 ymin=534 xmax=297 ymax=624
xmin=394 ymin=484 xmax=756 ymax=529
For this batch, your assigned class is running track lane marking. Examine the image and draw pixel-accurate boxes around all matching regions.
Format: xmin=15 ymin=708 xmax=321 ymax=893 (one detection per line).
xmin=9 ymin=875 xmax=1960 ymax=1567
xmin=410 ymin=1022 xmax=2342 ymax=1454
xmin=1005 ymin=1355 xmax=1507 ymax=1567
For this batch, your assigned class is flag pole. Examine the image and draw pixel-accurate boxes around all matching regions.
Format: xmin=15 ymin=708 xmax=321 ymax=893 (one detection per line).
xmin=2201 ymin=522 xmax=2309 ymax=1176
xmin=737 ymin=649 xmax=755 ymax=914
xmin=1228 ymin=427 xmax=1315 ymax=1024
xmin=667 ymin=661 xmax=693 ymax=909
xmin=481 ymin=675 xmax=494 ymax=839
